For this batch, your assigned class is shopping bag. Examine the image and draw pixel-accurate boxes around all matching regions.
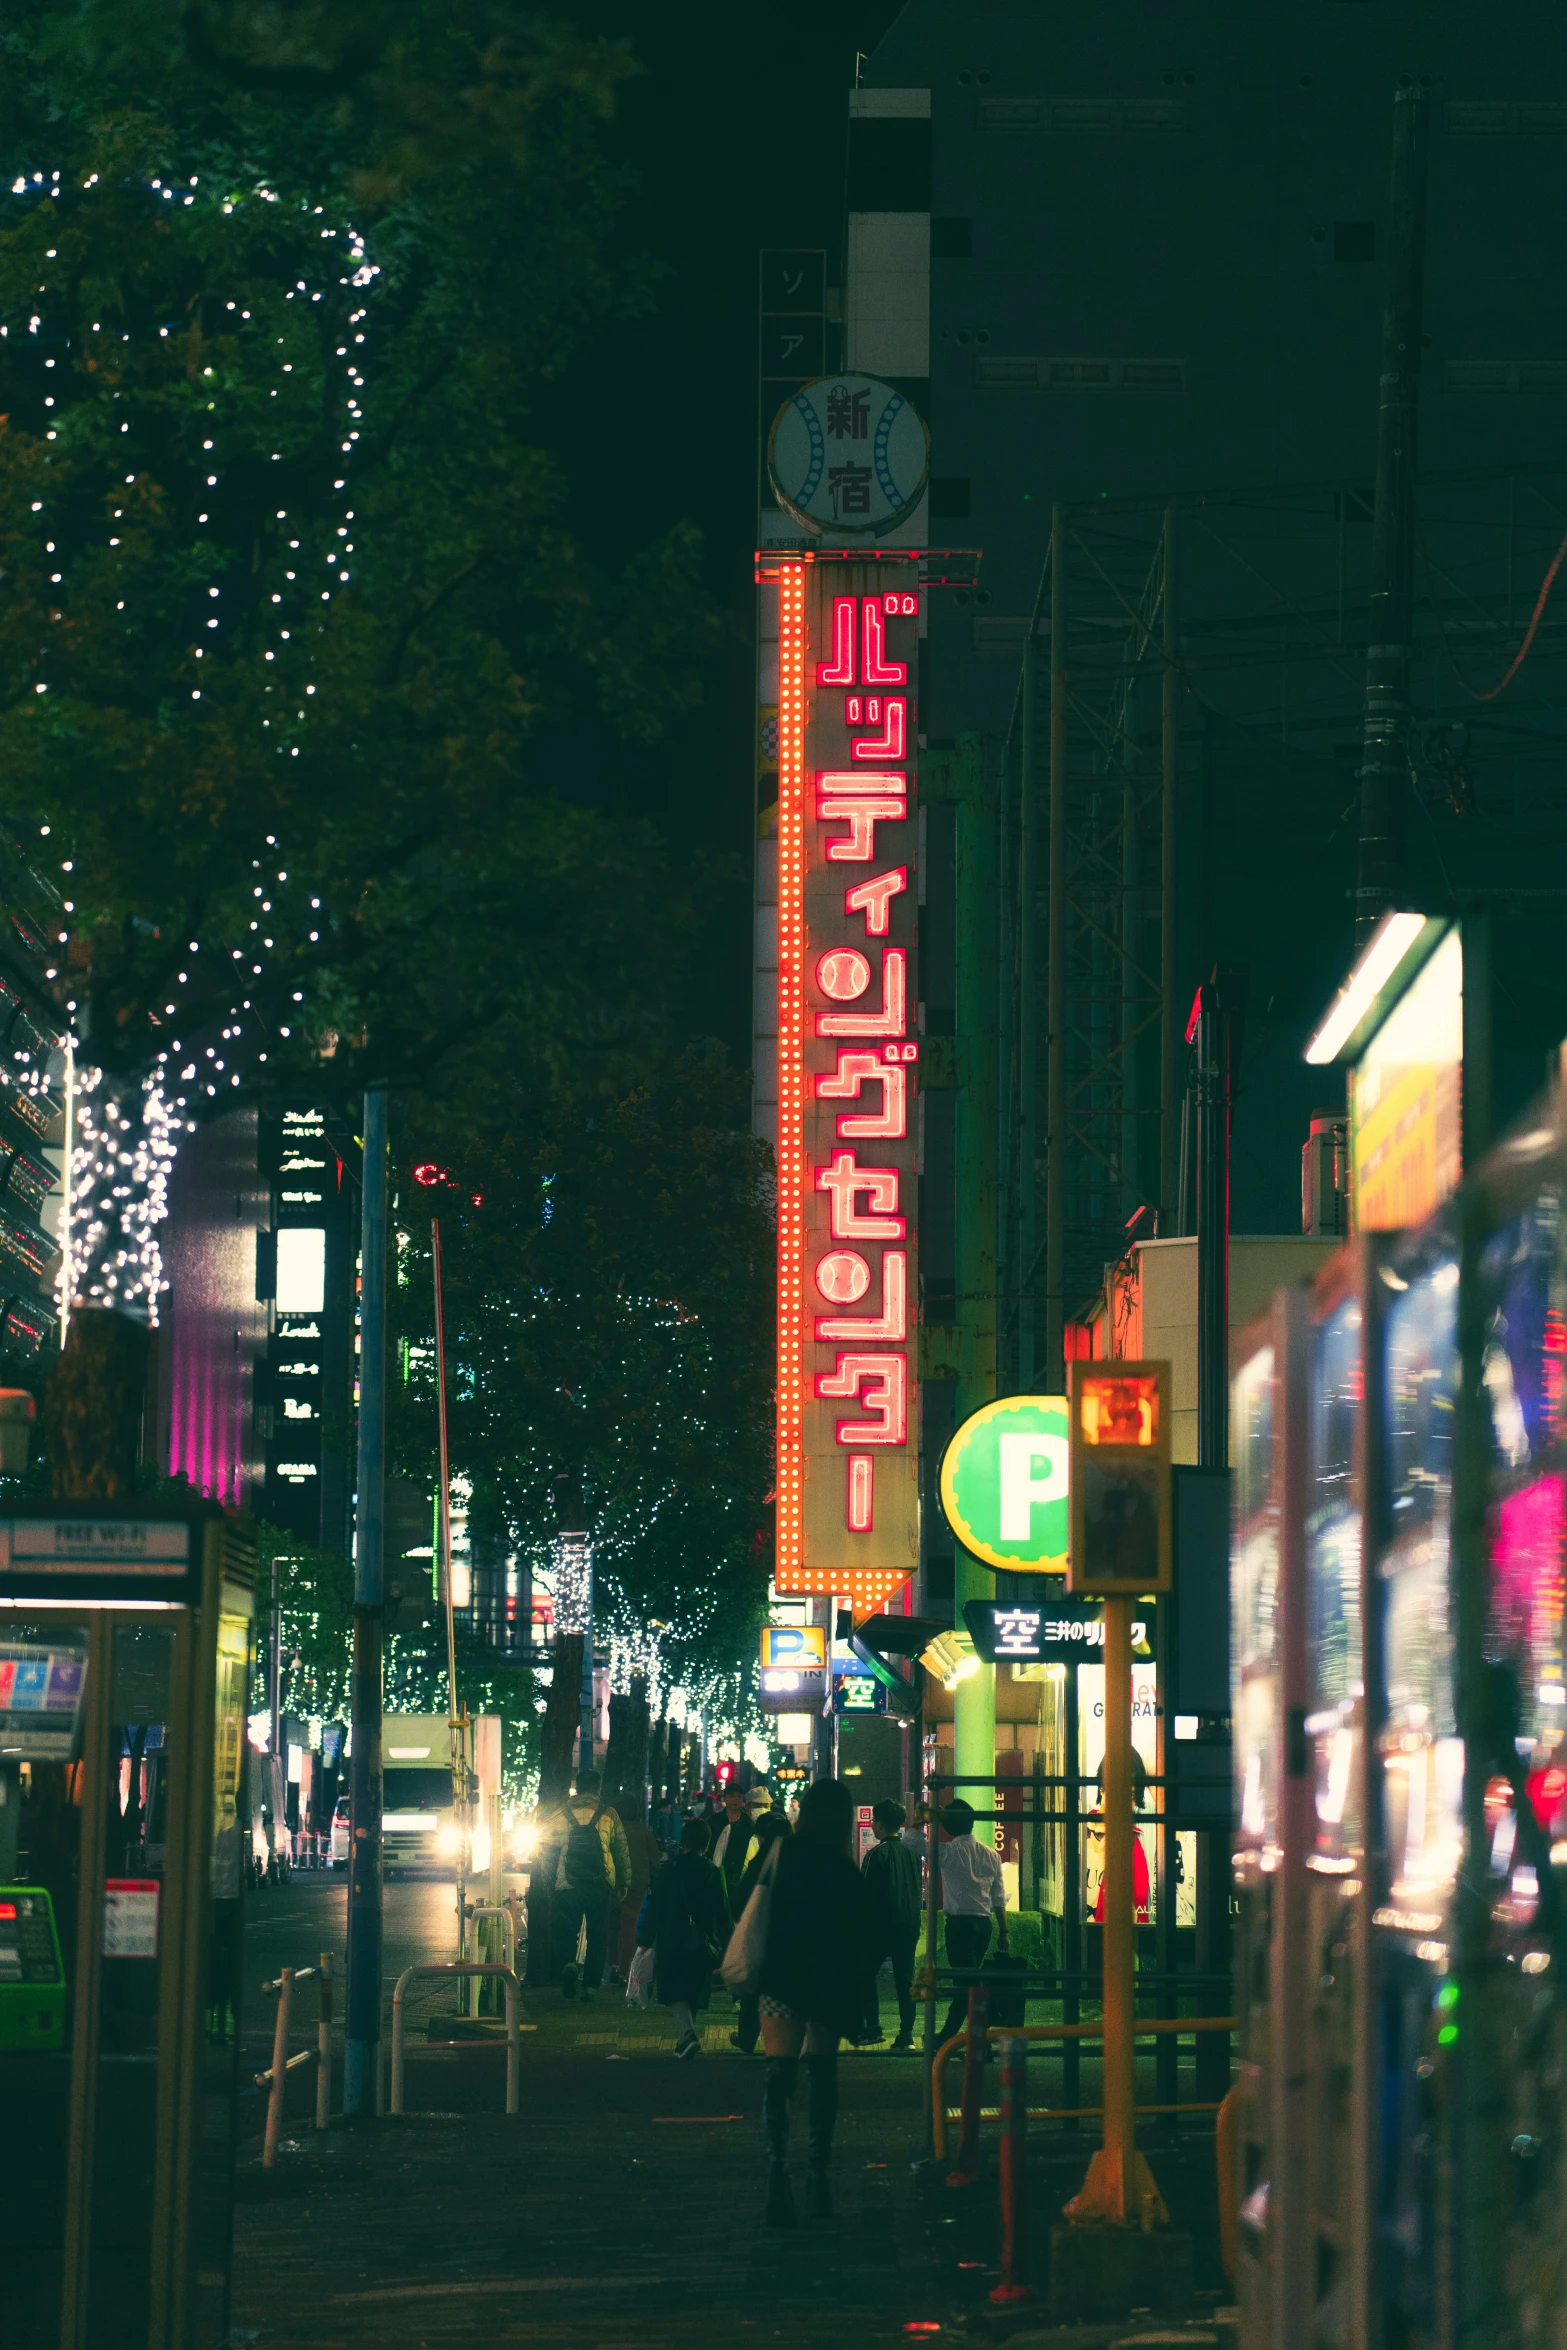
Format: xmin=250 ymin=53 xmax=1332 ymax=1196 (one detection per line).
xmin=720 ymin=1839 xmax=780 ymax=1994
xmin=626 ymin=1943 xmax=655 ymax=2010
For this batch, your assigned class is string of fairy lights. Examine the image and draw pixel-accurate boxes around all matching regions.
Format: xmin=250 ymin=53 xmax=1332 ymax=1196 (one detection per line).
xmin=2 ymin=166 xmax=380 ymax=1321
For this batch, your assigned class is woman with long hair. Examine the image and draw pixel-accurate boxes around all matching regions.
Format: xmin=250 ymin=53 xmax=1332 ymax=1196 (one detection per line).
xmin=754 ymin=1775 xmax=872 ymax=2225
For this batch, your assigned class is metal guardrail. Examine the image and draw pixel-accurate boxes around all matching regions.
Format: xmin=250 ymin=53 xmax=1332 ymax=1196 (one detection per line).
xmin=390 ymin=1962 xmax=522 ymax=2116
xmin=467 ymin=1901 xmax=518 ymax=1973
xmin=256 ymin=1953 xmax=334 ymax=2165
xmin=931 ymin=2010 xmax=1237 ymax=2162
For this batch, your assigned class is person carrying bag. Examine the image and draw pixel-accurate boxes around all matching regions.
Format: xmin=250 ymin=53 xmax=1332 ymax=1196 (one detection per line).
xmin=721 ymin=1832 xmax=781 ymax=1993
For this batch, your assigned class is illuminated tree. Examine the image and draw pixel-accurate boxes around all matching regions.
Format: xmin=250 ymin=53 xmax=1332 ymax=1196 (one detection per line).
xmin=0 ymin=4 xmax=730 ymax=1485
xmin=390 ymin=1041 xmax=773 ymax=1714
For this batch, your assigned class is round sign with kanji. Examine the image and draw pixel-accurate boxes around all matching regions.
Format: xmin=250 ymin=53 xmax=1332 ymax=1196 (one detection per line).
xmin=767 ymin=373 xmax=930 ymax=537
xmin=939 ymin=1395 xmax=1071 ymax=1574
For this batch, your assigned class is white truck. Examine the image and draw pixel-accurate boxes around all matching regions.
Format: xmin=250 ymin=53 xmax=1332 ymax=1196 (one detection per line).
xmin=381 ymin=1714 xmax=495 ymax=1877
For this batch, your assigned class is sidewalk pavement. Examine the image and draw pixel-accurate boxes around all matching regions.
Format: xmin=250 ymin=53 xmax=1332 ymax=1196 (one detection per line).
xmin=232 ymin=1976 xmax=1229 ymax=2349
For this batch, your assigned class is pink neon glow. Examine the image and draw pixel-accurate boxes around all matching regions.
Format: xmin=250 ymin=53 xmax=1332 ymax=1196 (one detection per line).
xmin=819 ymin=801 xmax=905 ymax=861
xmin=815 ymin=1350 xmax=909 ymax=1445
xmin=817 ymin=947 xmax=906 ymax=1037
xmin=1490 ymin=1475 xmax=1566 ymax=1679
xmin=816 ymin=1248 xmax=871 ymax=1304
xmin=816 ymin=1249 xmax=907 ymax=1341
xmin=817 ymin=1050 xmax=907 ymax=1140
xmin=845 ymin=869 xmax=906 ymax=935
xmin=817 ymin=769 xmax=905 ymax=798
xmin=816 ymin=947 xmax=872 ymax=1001
xmin=862 ymin=601 xmax=906 ymax=686
xmin=850 ymin=697 xmax=906 ymax=762
xmin=847 ymin=1454 xmax=874 ymax=1532
xmin=816 ymin=1150 xmax=905 ymax=1240
xmin=816 ymin=596 xmax=856 ymax=686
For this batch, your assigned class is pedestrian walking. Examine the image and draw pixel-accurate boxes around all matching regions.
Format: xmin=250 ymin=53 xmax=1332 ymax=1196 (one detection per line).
xmin=754 ymin=1775 xmax=873 ymax=2227
xmin=638 ymin=1817 xmax=731 ymax=2058
xmin=935 ymin=1797 xmax=1009 ymax=2051
xmin=614 ymin=1803 xmax=663 ymax=1981
xmin=859 ymin=1799 xmax=922 ymax=2051
xmin=729 ymin=1791 xmax=789 ymax=2054
xmin=552 ymin=1768 xmax=632 ymax=2000
xmin=711 ymin=1781 xmax=762 ymax=1913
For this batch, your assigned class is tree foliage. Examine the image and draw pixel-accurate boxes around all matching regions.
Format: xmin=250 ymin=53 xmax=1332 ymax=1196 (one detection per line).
xmin=0 ymin=2 xmax=722 ymax=1101
xmin=390 ymin=1041 xmax=773 ymax=1685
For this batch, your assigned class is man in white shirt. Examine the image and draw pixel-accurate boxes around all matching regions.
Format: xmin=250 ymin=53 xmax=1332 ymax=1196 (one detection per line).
xmin=937 ymin=1798 xmax=1009 ymax=2049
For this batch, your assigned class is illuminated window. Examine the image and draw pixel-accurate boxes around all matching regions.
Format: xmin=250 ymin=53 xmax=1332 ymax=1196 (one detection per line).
xmin=275 ymin=1227 xmax=326 ymax=1315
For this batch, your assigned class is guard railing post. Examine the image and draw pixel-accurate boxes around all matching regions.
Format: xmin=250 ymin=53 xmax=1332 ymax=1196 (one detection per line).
xmin=948 ymin=1983 xmax=989 ymax=2185
xmin=990 ymin=2033 xmax=1030 ymax=2303
xmin=263 ymin=1968 xmax=293 ymax=2168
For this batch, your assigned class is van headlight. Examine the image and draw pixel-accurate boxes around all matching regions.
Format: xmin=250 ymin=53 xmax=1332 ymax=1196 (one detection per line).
xmin=435 ymin=1822 xmax=461 ymax=1859
xmin=512 ymin=1822 xmax=540 ymax=1863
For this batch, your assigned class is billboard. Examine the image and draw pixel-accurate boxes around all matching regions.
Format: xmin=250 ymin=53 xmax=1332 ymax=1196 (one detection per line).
xmin=767 ymin=553 xmax=921 ymax=1610
xmin=1350 ymin=926 xmax=1463 ymax=1233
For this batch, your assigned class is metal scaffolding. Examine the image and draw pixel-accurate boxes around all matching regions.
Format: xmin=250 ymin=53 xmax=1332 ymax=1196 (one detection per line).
xmin=998 ymin=461 xmax=1567 ymax=1387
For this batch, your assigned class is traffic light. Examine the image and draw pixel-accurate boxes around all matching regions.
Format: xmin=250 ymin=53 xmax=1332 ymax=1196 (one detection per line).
xmin=715 ymin=1758 xmax=737 ymax=1791
xmin=1066 ymin=1360 xmax=1172 ymax=1596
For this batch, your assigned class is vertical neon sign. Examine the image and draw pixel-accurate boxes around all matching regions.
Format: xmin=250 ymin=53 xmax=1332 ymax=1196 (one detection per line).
xmin=768 ymin=554 xmax=921 ymax=1614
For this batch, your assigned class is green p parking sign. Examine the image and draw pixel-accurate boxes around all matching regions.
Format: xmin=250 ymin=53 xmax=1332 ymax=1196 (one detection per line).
xmin=938 ymin=1395 xmax=1071 ymax=1573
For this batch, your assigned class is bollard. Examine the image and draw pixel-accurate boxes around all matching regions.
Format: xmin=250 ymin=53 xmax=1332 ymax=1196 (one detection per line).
xmin=947 ymin=1984 xmax=989 ymax=2186
xmin=990 ymin=2033 xmax=1029 ymax=2302
xmin=316 ymin=1952 xmax=334 ymax=2131
xmin=263 ymin=1966 xmax=293 ymax=2168
xmin=391 ymin=1962 xmax=522 ymax=2116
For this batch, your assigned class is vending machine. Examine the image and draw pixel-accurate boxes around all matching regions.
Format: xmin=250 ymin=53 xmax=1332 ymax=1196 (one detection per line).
xmin=1231 ymin=1286 xmax=1312 ymax=2349
xmin=1300 ymin=1242 xmax=1378 ymax=2350
xmin=1450 ymin=1096 xmax=1567 ymax=2343
xmin=1363 ymin=1207 xmax=1461 ymax=2350
xmin=0 ymin=1500 xmax=254 ymax=2350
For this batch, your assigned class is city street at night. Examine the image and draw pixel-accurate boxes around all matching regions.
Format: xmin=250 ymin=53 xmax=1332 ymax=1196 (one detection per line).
xmin=5 ymin=5 xmax=1567 ymax=2348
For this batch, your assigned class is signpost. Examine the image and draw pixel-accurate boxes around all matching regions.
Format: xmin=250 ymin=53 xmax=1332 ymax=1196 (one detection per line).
xmin=758 ymin=1623 xmax=829 ymax=1713
xmin=1062 ymin=1362 xmax=1173 ymax=2239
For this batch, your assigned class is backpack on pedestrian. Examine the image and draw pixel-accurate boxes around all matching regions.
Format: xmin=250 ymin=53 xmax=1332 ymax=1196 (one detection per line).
xmin=561 ymin=1798 xmax=609 ymax=1891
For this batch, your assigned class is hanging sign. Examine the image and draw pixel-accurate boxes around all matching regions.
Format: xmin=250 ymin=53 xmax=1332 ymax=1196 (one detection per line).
xmin=939 ymin=1395 xmax=1071 ymax=1572
xmin=770 ymin=554 xmax=922 ymax=1610
xmin=767 ymin=375 xmax=929 ymax=537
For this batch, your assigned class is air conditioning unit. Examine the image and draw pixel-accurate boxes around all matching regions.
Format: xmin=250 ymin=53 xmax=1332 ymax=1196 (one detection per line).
xmin=1302 ymin=1112 xmax=1350 ymax=1238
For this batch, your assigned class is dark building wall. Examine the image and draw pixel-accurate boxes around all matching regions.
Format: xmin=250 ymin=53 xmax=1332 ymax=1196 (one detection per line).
xmin=156 ymin=1107 xmax=269 ymax=1510
xmin=855 ymin=4 xmax=1567 ymax=1229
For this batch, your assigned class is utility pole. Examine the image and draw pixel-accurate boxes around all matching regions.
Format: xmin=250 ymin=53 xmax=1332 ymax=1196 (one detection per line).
xmin=344 ymin=1083 xmax=388 ymax=2117
xmin=1355 ymin=79 xmax=1430 ymax=943
xmin=953 ymin=736 xmax=999 ymax=1835
xmin=1044 ymin=507 xmax=1068 ymax=1387
xmin=1159 ymin=510 xmax=1181 ymax=1226
xmin=1191 ymin=971 xmax=1242 ymax=2097
xmin=1016 ymin=563 xmax=1047 ymax=1386
xmin=1192 ymin=972 xmax=1242 ymax=1471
